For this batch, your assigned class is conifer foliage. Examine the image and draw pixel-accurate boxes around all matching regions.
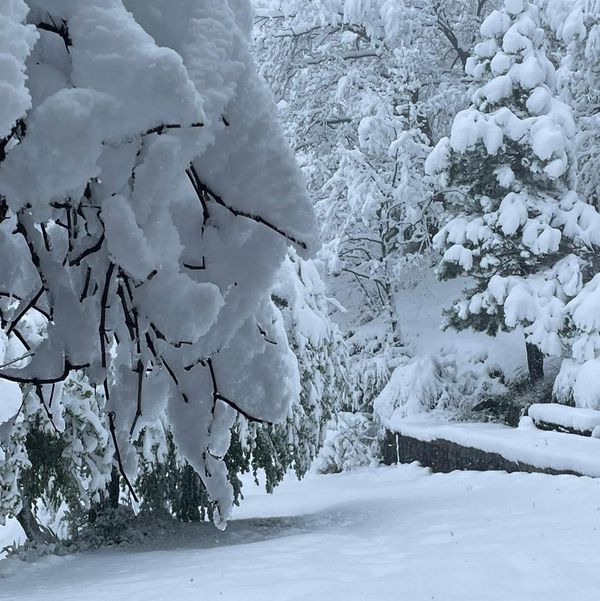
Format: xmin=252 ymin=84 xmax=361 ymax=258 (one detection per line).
xmin=427 ymin=0 xmax=600 ymax=381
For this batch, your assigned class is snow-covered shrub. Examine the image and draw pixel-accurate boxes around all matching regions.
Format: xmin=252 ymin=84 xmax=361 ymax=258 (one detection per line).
xmin=70 ymin=505 xmax=139 ymax=549
xmin=0 ymin=0 xmax=317 ymax=529
xmin=374 ymin=355 xmax=452 ymax=423
xmin=0 ymin=335 xmax=27 ymax=524
xmin=553 ymin=274 xmax=600 ymax=409
xmin=266 ymin=253 xmax=350 ymax=477
xmin=0 ymin=416 xmax=27 ymax=527
xmin=374 ymin=349 xmax=508 ymax=425
xmin=345 ymin=320 xmax=407 ymax=412
xmin=317 ymin=412 xmax=378 ymax=474
xmin=134 ymin=427 xmax=218 ymax=524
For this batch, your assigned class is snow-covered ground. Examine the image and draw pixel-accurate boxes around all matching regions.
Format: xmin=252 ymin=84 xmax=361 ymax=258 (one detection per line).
xmin=2 ymin=464 xmax=600 ymax=600
xmin=396 ymin=272 xmax=526 ymax=378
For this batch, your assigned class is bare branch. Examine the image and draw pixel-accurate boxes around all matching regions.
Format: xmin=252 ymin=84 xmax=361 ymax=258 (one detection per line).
xmin=107 ymin=411 xmax=139 ymax=503
xmin=187 ymin=163 xmax=309 ymax=251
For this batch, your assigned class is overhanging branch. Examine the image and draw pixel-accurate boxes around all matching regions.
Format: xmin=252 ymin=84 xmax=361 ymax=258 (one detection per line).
xmin=186 ymin=164 xmax=308 ymax=251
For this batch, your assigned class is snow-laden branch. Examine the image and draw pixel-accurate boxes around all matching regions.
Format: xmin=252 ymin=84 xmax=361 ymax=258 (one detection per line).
xmin=0 ymin=0 xmax=316 ymax=527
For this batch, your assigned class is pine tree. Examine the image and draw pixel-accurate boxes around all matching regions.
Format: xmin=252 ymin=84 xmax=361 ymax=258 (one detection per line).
xmin=426 ymin=0 xmax=600 ymax=382
xmin=538 ymin=0 xmax=600 ymax=206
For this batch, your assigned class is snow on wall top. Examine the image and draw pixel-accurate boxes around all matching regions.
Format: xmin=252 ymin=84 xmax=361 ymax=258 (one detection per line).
xmin=528 ymin=403 xmax=600 ymax=433
xmin=387 ymin=415 xmax=600 ymax=477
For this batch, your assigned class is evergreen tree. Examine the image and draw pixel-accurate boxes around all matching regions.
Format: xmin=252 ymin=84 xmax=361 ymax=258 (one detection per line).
xmin=426 ymin=0 xmax=600 ymax=382
xmin=538 ymin=0 xmax=600 ymax=206
xmin=554 ymin=274 xmax=600 ymax=410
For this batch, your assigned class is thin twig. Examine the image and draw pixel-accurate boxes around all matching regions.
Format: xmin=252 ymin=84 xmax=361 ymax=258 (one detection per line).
xmin=107 ymin=411 xmax=139 ymax=503
xmin=186 ymin=164 xmax=309 ymax=250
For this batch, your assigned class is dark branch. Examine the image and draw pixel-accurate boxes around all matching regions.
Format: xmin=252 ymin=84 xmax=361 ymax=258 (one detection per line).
xmin=36 ymin=385 xmax=60 ymax=434
xmin=5 ymin=288 xmax=44 ymax=336
xmin=257 ymin=324 xmax=278 ymax=345
xmin=186 ymin=164 xmax=308 ymax=251
xmin=0 ymin=358 xmax=89 ymax=385
xmin=11 ymin=328 xmax=31 ymax=352
xmin=129 ymin=360 xmax=144 ymax=437
xmin=36 ymin=19 xmax=72 ymax=50
xmin=142 ymin=122 xmax=204 ymax=137
xmin=182 ymin=260 xmax=206 ymax=271
xmin=205 ymin=358 xmax=272 ymax=425
xmin=107 ymin=412 xmax=139 ymax=503
xmin=99 ymin=264 xmax=115 ymax=400
xmin=216 ymin=394 xmax=273 ymax=425
xmin=69 ymin=233 xmax=105 ymax=267
xmin=0 ymin=290 xmax=51 ymax=320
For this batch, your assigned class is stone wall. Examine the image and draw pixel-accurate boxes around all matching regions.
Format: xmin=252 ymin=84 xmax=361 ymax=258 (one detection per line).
xmin=380 ymin=430 xmax=581 ymax=476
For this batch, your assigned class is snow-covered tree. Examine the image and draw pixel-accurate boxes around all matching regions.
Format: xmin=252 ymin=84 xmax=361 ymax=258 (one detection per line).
xmin=253 ymin=0 xmax=497 ymax=414
xmin=553 ymin=274 xmax=600 ymax=410
xmin=426 ymin=0 xmax=600 ymax=382
xmin=14 ymin=376 xmax=114 ymax=543
xmin=136 ymin=252 xmax=348 ymax=519
xmin=265 ymin=253 xmax=349 ymax=478
xmin=0 ymin=335 xmax=27 ymax=528
xmin=538 ymin=0 xmax=600 ymax=207
xmin=0 ymin=0 xmax=317 ymax=529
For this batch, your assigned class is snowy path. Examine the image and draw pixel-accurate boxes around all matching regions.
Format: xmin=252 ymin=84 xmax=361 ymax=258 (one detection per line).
xmin=2 ymin=464 xmax=600 ymax=600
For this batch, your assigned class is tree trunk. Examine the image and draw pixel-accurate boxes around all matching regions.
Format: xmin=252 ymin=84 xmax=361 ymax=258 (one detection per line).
xmin=16 ymin=496 xmax=56 ymax=545
xmin=108 ymin=465 xmax=120 ymax=509
xmin=526 ymin=341 xmax=544 ymax=383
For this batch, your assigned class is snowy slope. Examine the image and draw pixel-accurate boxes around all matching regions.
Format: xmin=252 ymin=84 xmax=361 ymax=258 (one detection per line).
xmin=396 ymin=272 xmax=527 ymax=379
xmin=2 ymin=464 xmax=600 ymax=600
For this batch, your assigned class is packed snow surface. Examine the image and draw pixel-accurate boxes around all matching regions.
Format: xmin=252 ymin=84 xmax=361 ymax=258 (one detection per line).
xmin=2 ymin=464 xmax=600 ymax=600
